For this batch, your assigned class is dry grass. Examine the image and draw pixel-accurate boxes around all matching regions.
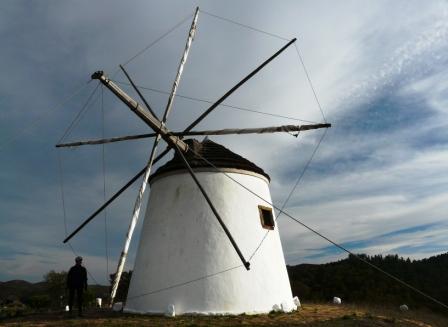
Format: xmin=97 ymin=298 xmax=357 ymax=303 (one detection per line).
xmin=1 ymin=303 xmax=447 ymax=326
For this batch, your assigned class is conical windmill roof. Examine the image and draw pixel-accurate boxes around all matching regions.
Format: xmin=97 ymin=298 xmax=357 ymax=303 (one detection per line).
xmin=150 ymin=138 xmax=270 ymax=182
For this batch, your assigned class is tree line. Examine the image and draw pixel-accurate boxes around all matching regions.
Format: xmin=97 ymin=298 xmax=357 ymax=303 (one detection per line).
xmin=287 ymin=252 xmax=448 ymax=312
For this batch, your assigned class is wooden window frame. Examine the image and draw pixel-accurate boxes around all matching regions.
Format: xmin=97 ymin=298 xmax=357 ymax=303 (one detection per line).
xmin=258 ymin=205 xmax=275 ymax=230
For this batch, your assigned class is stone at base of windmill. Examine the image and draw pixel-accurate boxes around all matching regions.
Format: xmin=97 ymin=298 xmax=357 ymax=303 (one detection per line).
xmin=399 ymin=304 xmax=409 ymax=311
xmin=272 ymin=297 xmax=299 ymax=313
xmin=293 ymin=296 xmax=301 ymax=308
xmin=113 ymin=302 xmax=123 ymax=312
xmin=165 ymin=304 xmax=176 ymax=317
xmin=333 ymin=297 xmax=342 ymax=305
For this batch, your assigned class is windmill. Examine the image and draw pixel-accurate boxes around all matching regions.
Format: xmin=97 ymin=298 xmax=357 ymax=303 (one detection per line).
xmin=58 ymin=7 xmax=330 ymax=314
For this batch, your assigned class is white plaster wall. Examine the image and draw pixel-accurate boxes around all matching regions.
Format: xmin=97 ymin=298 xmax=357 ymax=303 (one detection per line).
xmin=125 ymin=170 xmax=293 ymax=314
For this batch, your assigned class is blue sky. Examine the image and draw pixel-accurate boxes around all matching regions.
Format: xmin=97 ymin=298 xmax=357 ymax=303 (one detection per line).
xmin=0 ymin=0 xmax=447 ymax=283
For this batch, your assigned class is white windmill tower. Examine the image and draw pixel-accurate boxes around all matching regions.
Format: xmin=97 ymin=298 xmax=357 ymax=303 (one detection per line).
xmin=58 ymin=7 xmax=330 ymax=315
xmin=126 ymin=138 xmax=293 ymax=314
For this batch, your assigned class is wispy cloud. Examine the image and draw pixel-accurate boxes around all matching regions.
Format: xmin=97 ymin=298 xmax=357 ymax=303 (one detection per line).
xmin=301 ymin=221 xmax=448 ymax=260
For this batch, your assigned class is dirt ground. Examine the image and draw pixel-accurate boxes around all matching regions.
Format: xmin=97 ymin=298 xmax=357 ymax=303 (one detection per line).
xmin=1 ymin=303 xmax=447 ymax=327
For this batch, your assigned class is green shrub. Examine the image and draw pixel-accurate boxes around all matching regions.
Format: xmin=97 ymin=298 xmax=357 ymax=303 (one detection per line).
xmin=27 ymin=295 xmax=51 ymax=309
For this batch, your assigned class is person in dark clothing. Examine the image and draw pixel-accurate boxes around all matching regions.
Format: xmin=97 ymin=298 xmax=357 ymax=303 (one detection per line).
xmin=67 ymin=256 xmax=88 ymax=316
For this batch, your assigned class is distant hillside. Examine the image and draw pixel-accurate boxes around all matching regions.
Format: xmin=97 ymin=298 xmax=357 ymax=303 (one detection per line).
xmin=287 ymin=252 xmax=448 ymax=312
xmin=0 ymin=279 xmax=108 ymax=305
xmin=0 ymin=280 xmax=47 ymax=302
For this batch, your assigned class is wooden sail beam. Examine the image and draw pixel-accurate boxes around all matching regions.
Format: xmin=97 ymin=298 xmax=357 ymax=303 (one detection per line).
xmin=183 ymin=37 xmax=296 ymax=133
xmin=63 ymin=148 xmax=171 ymax=244
xmin=56 ymin=123 xmax=331 ymax=147
xmin=91 ymin=71 xmax=189 ymax=152
xmin=119 ymin=65 xmax=159 ymax=120
xmin=185 ymin=123 xmax=331 ymax=135
xmin=110 ymin=7 xmax=200 ymax=304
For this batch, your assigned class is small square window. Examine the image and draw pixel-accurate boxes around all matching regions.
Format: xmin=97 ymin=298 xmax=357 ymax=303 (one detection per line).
xmin=258 ymin=205 xmax=275 ymax=230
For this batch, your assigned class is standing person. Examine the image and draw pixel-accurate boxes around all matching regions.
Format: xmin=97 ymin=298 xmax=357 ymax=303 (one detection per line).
xmin=67 ymin=256 xmax=88 ymax=316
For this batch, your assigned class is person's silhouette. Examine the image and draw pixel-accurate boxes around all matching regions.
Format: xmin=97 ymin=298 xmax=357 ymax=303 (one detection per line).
xmin=67 ymin=256 xmax=87 ymax=316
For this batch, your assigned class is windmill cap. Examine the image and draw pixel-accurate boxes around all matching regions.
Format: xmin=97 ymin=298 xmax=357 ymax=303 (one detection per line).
xmin=149 ymin=138 xmax=270 ymax=183
xmin=75 ymin=256 xmax=83 ymax=263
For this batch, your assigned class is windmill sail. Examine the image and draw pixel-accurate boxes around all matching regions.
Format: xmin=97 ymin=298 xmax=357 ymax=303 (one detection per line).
xmin=110 ymin=7 xmax=200 ymax=304
xmin=56 ymin=123 xmax=331 ymax=148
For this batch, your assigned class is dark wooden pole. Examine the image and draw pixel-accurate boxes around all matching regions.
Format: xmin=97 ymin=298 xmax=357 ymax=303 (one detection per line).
xmin=119 ymin=64 xmax=159 ymax=120
xmin=183 ymin=38 xmax=296 ymax=132
xmin=173 ymin=144 xmax=251 ymax=270
xmin=63 ymin=146 xmax=171 ymax=243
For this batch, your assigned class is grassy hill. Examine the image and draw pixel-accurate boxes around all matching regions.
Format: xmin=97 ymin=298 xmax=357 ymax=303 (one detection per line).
xmin=1 ymin=303 xmax=447 ymax=326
